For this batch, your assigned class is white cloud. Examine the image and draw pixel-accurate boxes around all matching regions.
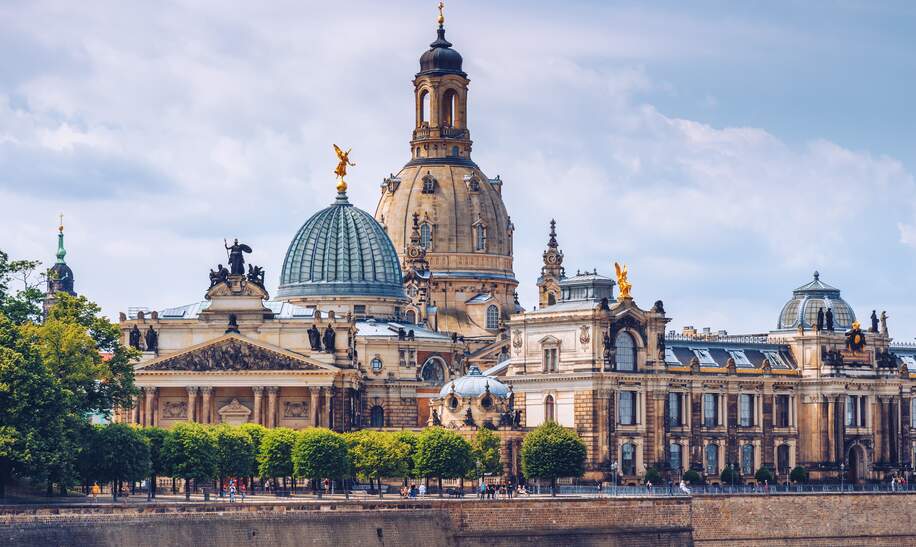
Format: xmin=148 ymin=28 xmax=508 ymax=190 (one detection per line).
xmin=0 ymin=0 xmax=914 ymax=336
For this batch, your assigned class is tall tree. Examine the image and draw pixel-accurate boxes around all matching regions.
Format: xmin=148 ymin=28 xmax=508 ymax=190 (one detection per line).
xmin=84 ymin=424 xmax=150 ymax=502
xmin=211 ymin=425 xmax=256 ymax=493
xmin=163 ymin=422 xmax=217 ymax=500
xmin=293 ymin=429 xmax=350 ymax=498
xmin=389 ymin=430 xmax=418 ymax=485
xmin=0 ymin=250 xmax=43 ymax=325
xmin=521 ymin=422 xmax=586 ymax=496
xmin=141 ymin=427 xmax=171 ymax=498
xmin=472 ymin=428 xmax=503 ymax=478
xmin=345 ymin=430 xmax=398 ymax=498
xmin=413 ymin=427 xmax=474 ymax=497
xmin=257 ymin=427 xmax=297 ymax=488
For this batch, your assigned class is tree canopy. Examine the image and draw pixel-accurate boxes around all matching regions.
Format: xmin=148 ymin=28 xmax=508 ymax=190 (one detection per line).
xmin=163 ymin=423 xmax=216 ymax=485
xmin=292 ymin=429 xmax=350 ymax=489
xmin=211 ymin=424 xmax=257 ymax=481
xmin=472 ymin=428 xmax=502 ymax=477
xmin=414 ymin=427 xmax=473 ymax=495
xmin=521 ymin=422 xmax=586 ymax=494
xmin=258 ymin=427 xmax=297 ymax=481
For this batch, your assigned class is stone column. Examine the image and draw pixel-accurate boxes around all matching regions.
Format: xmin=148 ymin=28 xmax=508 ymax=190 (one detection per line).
xmin=266 ymin=387 xmax=279 ymax=428
xmin=131 ymin=394 xmax=141 ymax=424
xmin=252 ymin=386 xmax=264 ymax=426
xmin=308 ymin=387 xmax=318 ymax=428
xmin=186 ymin=386 xmax=198 ymax=422
xmin=201 ymin=387 xmax=213 ymax=424
xmin=143 ymin=387 xmax=157 ymax=427
xmin=323 ymin=387 xmax=333 ymax=429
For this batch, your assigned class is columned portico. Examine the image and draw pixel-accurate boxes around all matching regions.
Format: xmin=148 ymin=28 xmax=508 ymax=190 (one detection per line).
xmin=266 ymin=386 xmax=279 ymax=428
xmin=142 ymin=386 xmax=157 ymax=427
xmin=200 ymin=386 xmax=213 ymax=424
xmin=308 ymin=387 xmax=318 ymax=427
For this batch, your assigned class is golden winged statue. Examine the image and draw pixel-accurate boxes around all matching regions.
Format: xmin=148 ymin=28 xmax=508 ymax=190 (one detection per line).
xmin=615 ymin=262 xmax=632 ymax=299
xmin=333 ymin=144 xmax=355 ymax=192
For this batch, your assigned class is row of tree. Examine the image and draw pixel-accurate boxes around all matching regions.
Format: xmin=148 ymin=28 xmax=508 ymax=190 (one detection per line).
xmin=0 ymin=251 xmax=137 ymax=498
xmin=76 ymin=421 xmax=587 ymax=500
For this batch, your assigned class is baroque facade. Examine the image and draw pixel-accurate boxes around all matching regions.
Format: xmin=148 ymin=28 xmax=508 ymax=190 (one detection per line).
xmin=100 ymin=9 xmax=916 ymax=487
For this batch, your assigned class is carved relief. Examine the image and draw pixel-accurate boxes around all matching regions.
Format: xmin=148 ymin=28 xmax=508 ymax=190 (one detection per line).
xmin=579 ymin=325 xmax=590 ymax=346
xmin=283 ymin=401 xmax=309 ymax=418
xmin=144 ymin=338 xmax=322 ymax=371
xmin=161 ymin=400 xmax=188 ymax=419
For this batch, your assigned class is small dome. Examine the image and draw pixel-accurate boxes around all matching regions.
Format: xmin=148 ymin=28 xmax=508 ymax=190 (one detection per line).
xmin=277 ymin=192 xmax=407 ymax=300
xmin=438 ymin=365 xmax=510 ymax=398
xmin=418 ymin=26 xmax=464 ymax=76
xmin=777 ymin=271 xmax=856 ymax=330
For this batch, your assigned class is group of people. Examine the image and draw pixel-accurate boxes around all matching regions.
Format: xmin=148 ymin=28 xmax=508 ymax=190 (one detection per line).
xmin=479 ymin=481 xmax=524 ymax=499
xmin=399 ymin=483 xmax=427 ymax=498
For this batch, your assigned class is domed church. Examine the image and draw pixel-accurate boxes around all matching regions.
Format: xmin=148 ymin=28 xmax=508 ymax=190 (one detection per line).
xmin=375 ymin=10 xmax=518 ymax=344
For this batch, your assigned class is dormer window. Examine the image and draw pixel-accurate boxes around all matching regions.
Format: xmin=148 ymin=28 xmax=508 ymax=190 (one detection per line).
xmin=474 ymin=223 xmax=487 ymax=252
xmin=422 ymin=172 xmax=437 ymax=194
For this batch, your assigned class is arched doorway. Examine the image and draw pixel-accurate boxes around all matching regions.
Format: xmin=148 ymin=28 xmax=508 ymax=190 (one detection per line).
xmin=847 ymin=444 xmax=866 ymax=484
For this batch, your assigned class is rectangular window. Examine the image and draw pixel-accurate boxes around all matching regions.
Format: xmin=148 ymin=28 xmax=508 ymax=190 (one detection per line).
xmin=739 ymin=394 xmax=754 ymax=427
xmin=728 ymin=350 xmax=752 ymax=367
xmin=353 ymin=304 xmax=366 ymax=315
xmin=543 ymin=348 xmax=558 ymax=372
xmin=703 ymin=393 xmax=718 ymax=427
xmin=664 ymin=347 xmax=680 ymax=365
xmin=693 ymin=349 xmax=717 ymax=366
xmin=669 ymin=443 xmax=682 ymax=473
xmin=619 ymin=391 xmax=636 ymax=425
xmin=846 ymin=395 xmax=867 ymax=428
xmin=911 ymin=399 xmax=916 ymax=429
xmin=705 ymin=444 xmax=718 ymax=475
xmin=668 ymin=392 xmax=683 ymax=427
xmin=775 ymin=395 xmax=790 ymax=428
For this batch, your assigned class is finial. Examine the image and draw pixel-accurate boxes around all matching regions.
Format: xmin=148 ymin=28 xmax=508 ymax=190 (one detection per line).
xmin=58 ymin=212 xmax=64 ymax=234
xmin=55 ymin=215 xmax=67 ymax=264
xmin=437 ymin=1 xmax=445 ymax=27
xmin=813 ymin=270 xmax=820 ymax=280
xmin=333 ymin=144 xmax=355 ymax=195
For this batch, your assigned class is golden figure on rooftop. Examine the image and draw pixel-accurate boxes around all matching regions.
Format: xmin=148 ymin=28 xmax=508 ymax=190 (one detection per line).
xmin=333 ymin=144 xmax=355 ymax=192
xmin=615 ymin=262 xmax=632 ymax=299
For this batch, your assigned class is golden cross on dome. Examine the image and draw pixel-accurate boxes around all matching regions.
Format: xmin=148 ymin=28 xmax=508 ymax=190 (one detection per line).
xmin=437 ymin=1 xmax=445 ymax=26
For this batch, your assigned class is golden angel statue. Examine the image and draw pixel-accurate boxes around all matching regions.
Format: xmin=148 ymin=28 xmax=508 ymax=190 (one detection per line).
xmin=333 ymin=144 xmax=355 ymax=179
xmin=615 ymin=262 xmax=632 ymax=299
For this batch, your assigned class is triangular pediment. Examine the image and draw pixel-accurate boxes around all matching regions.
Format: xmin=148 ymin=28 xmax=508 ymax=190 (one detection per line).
xmin=140 ymin=334 xmax=338 ymax=372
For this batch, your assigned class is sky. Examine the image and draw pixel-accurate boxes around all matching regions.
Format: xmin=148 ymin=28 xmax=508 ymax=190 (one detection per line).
xmin=1 ymin=0 xmax=915 ymax=337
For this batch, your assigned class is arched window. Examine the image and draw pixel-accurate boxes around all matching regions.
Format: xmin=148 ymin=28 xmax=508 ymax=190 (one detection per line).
xmin=419 ymin=89 xmax=430 ymax=125
xmin=370 ymin=405 xmax=384 ymax=428
xmin=705 ymin=444 xmax=719 ymax=475
xmin=420 ymin=223 xmax=432 ymax=249
xmin=615 ymin=331 xmax=636 ymax=371
xmin=486 ymin=305 xmax=499 ymax=330
xmin=741 ymin=444 xmax=754 ymax=476
xmin=420 ymin=357 xmax=446 ymax=385
xmin=544 ymin=395 xmax=555 ymax=422
xmin=547 ymin=293 xmax=556 ymax=306
xmin=621 ymin=442 xmax=636 ymax=476
xmin=777 ymin=444 xmax=791 ymax=475
xmin=669 ymin=443 xmax=682 ymax=473
xmin=475 ymin=224 xmax=487 ymax=251
xmin=406 ymin=310 xmax=417 ymax=324
xmin=441 ymin=89 xmax=458 ymax=126
xmin=422 ymin=173 xmax=436 ymax=194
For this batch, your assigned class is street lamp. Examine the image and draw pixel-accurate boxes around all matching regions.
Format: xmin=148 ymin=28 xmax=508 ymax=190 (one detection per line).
xmin=840 ymin=463 xmax=846 ymax=493
xmin=610 ymin=462 xmax=618 ymax=496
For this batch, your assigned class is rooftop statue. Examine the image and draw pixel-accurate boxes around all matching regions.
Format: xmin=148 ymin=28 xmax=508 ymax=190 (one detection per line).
xmin=333 ymin=144 xmax=355 ymax=192
xmin=224 ymin=238 xmax=252 ymax=276
xmin=615 ymin=262 xmax=632 ymax=299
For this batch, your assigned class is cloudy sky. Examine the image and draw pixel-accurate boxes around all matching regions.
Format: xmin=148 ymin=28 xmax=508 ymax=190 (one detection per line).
xmin=2 ymin=0 xmax=915 ymax=336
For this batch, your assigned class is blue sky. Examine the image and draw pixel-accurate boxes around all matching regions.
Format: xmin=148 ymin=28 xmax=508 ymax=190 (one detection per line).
xmin=1 ymin=0 xmax=915 ymax=337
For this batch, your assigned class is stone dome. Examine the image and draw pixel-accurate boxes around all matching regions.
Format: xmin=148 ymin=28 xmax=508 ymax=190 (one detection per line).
xmin=277 ymin=191 xmax=407 ymax=301
xmin=438 ymin=365 xmax=510 ymax=399
xmin=418 ymin=26 xmax=464 ymax=76
xmin=777 ymin=271 xmax=856 ymax=331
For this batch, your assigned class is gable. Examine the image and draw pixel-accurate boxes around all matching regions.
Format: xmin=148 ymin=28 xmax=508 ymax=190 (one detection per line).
xmin=141 ymin=335 xmax=333 ymax=372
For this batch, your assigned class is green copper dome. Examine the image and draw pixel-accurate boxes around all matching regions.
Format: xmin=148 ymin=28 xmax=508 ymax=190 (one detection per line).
xmin=277 ymin=191 xmax=406 ymax=300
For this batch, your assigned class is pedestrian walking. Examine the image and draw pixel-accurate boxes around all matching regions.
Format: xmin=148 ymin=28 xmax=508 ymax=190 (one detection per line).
xmin=90 ymin=482 xmax=101 ymax=503
xmin=229 ymin=481 xmax=237 ymax=503
xmin=679 ymin=480 xmax=691 ymax=495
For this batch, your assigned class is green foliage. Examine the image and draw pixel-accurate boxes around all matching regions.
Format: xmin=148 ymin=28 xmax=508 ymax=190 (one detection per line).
xmin=789 ymin=465 xmax=808 ymax=483
xmin=413 ymin=427 xmax=474 ymax=480
xmin=345 ymin=430 xmax=397 ymax=482
xmin=644 ymin=467 xmax=662 ymax=485
xmin=389 ymin=430 xmax=418 ymax=478
xmin=211 ymin=424 xmax=256 ymax=479
xmin=0 ymin=251 xmax=44 ymax=325
xmin=140 ymin=427 xmax=172 ymax=478
xmin=84 ymin=424 xmax=150 ymax=485
xmin=472 ymin=428 xmax=502 ymax=477
xmin=720 ymin=466 xmax=740 ymax=484
xmin=521 ymin=422 xmax=586 ymax=481
xmin=237 ymin=423 xmax=268 ymax=454
xmin=257 ymin=427 xmax=297 ymax=480
xmin=682 ymin=469 xmax=703 ymax=485
xmin=292 ymin=428 xmax=350 ymax=482
xmin=163 ymin=423 xmax=216 ymax=482
xmin=754 ymin=467 xmax=774 ymax=483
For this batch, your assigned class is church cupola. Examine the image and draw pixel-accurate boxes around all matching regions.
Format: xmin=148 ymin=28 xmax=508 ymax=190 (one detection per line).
xmin=410 ymin=3 xmax=473 ymax=164
xmin=45 ymin=216 xmax=76 ymax=317
xmin=537 ymin=219 xmax=565 ymax=308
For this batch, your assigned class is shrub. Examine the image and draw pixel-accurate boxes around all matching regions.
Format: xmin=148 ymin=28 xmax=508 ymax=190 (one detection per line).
xmin=789 ymin=466 xmax=808 ymax=483
xmin=682 ymin=469 xmax=703 ymax=485
xmin=644 ymin=467 xmax=662 ymax=485
xmin=755 ymin=467 xmax=774 ymax=483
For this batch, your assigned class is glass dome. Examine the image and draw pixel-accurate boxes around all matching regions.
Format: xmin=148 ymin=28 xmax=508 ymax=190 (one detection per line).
xmin=777 ymin=271 xmax=856 ymax=330
xmin=438 ymin=366 xmax=510 ymax=399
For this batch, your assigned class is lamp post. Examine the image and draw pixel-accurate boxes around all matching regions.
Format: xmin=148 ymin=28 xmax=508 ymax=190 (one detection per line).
xmin=610 ymin=462 xmax=618 ymax=496
xmin=840 ymin=463 xmax=846 ymax=493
